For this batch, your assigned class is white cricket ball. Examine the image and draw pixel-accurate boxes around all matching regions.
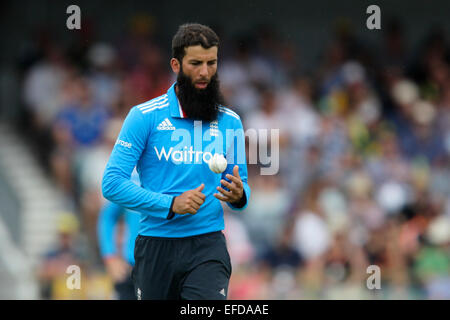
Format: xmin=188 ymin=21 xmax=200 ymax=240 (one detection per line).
xmin=209 ymin=153 xmax=227 ymax=173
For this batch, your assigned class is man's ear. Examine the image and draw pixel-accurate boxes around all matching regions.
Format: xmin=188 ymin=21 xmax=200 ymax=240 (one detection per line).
xmin=170 ymin=58 xmax=180 ymax=74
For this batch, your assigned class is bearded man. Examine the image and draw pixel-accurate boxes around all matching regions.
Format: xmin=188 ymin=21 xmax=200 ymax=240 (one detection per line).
xmin=102 ymin=23 xmax=250 ymax=300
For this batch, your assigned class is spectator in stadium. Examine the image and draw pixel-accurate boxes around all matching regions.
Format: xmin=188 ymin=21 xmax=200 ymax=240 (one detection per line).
xmin=37 ymin=213 xmax=86 ymax=299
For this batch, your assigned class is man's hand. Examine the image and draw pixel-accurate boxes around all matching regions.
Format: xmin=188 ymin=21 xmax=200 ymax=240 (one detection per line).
xmin=104 ymin=255 xmax=131 ymax=283
xmin=214 ymin=165 xmax=244 ymax=204
xmin=172 ymin=184 xmax=206 ymax=215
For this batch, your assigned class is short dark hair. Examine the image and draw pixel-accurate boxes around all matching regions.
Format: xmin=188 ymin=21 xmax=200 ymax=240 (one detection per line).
xmin=172 ymin=23 xmax=219 ymax=62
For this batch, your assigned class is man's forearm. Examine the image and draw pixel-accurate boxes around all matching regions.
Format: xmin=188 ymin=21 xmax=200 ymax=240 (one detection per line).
xmin=102 ymin=169 xmax=174 ymax=219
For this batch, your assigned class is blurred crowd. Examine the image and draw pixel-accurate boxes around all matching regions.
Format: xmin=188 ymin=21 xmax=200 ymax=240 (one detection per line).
xmin=16 ymin=16 xmax=450 ymax=299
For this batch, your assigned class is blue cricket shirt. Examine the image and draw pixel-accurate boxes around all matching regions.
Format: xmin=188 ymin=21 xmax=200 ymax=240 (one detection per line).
xmin=102 ymin=82 xmax=250 ymax=237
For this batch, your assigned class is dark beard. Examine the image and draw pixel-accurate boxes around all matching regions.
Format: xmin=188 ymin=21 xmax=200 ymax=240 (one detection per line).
xmin=176 ymin=70 xmax=225 ymax=122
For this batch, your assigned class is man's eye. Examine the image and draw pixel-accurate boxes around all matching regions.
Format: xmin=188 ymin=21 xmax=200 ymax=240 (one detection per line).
xmin=191 ymin=62 xmax=200 ymax=66
xmin=208 ymin=61 xmax=217 ymax=66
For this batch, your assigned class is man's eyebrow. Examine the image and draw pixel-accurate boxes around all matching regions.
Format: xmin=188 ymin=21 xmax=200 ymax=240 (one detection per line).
xmin=188 ymin=58 xmax=217 ymax=63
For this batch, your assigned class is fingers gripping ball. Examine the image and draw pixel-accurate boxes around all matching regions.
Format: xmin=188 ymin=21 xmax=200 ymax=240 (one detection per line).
xmin=208 ymin=153 xmax=227 ymax=173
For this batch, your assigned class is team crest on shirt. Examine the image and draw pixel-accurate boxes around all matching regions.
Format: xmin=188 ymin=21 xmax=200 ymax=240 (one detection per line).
xmin=210 ymin=120 xmax=218 ymax=137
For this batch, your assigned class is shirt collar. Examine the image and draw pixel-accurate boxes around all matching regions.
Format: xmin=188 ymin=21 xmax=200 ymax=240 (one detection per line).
xmin=167 ymin=82 xmax=186 ymax=118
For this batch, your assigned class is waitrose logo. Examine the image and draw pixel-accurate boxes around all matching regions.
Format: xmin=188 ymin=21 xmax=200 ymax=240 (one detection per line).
xmin=154 ymin=146 xmax=213 ymax=164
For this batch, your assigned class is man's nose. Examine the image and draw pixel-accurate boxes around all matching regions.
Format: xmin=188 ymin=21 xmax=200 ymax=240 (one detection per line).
xmin=199 ymin=63 xmax=208 ymax=77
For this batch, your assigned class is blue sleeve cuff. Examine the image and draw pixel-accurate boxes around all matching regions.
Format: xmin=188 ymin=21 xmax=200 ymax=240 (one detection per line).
xmin=167 ymin=196 xmax=176 ymax=220
xmin=227 ymin=184 xmax=250 ymax=211
xmin=230 ymin=190 xmax=247 ymax=208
